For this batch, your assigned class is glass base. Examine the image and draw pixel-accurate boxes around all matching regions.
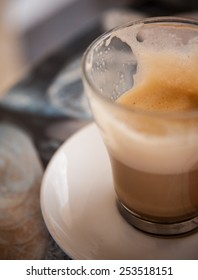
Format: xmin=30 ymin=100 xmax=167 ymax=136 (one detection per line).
xmin=117 ymin=201 xmax=198 ymax=236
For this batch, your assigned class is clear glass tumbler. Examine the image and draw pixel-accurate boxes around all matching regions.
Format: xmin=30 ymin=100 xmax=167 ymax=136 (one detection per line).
xmin=82 ymin=17 xmax=198 ymax=235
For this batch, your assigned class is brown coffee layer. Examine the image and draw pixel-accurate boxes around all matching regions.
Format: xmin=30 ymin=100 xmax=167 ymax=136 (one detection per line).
xmin=110 ymin=154 xmax=198 ymax=222
xmin=116 ymin=50 xmax=198 ymax=113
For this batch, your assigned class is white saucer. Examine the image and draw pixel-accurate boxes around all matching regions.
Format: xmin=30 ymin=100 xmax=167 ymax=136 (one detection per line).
xmin=41 ymin=123 xmax=198 ymax=260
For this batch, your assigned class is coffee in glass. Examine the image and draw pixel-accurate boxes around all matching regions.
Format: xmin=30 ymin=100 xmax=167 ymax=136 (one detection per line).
xmin=82 ymin=17 xmax=198 ymax=235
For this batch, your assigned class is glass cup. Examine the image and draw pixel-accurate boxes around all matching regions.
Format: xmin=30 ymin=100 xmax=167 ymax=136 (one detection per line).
xmin=82 ymin=17 xmax=198 ymax=235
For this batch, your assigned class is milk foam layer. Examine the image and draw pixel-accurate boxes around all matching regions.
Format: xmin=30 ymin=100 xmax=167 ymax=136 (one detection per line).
xmin=97 ymin=22 xmax=198 ymax=174
xmin=96 ymin=109 xmax=198 ymax=174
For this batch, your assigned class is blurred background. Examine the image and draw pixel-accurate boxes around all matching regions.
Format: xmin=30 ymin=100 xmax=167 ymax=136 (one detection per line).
xmin=0 ymin=0 xmax=198 ymax=95
xmin=0 ymin=0 xmax=131 ymax=94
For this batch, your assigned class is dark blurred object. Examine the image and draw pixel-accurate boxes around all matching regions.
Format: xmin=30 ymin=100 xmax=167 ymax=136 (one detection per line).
xmin=132 ymin=0 xmax=198 ymax=8
xmin=131 ymin=0 xmax=198 ymax=14
xmin=161 ymin=0 xmax=198 ymax=8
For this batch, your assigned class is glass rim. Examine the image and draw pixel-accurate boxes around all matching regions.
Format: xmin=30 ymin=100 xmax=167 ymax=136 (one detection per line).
xmin=82 ymin=16 xmax=198 ymax=120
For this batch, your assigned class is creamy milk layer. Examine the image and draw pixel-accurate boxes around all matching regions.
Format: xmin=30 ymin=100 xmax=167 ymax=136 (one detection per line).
xmin=96 ymin=112 xmax=198 ymax=174
xmin=97 ymin=22 xmax=198 ymax=174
